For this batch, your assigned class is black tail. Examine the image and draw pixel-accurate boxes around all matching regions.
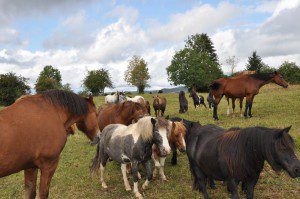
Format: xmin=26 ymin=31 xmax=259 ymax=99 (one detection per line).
xmin=90 ymin=135 xmax=102 ymax=176
xmin=209 ymin=81 xmax=221 ymax=91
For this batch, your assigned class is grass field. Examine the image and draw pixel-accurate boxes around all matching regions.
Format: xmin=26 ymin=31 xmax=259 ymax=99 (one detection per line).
xmin=0 ymin=84 xmax=299 ymax=199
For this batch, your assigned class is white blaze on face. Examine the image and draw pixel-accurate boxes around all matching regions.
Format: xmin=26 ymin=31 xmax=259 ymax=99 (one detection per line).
xmin=158 ymin=128 xmax=171 ymax=154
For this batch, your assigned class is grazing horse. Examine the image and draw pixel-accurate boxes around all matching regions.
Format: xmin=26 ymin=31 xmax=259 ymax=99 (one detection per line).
xmin=97 ymin=101 xmax=149 ymax=131
xmin=0 ymin=90 xmax=100 ymax=199
xmin=105 ymin=91 xmax=126 ymax=104
xmin=209 ymin=71 xmax=288 ymax=120
xmin=189 ymin=90 xmax=207 ymax=109
xmin=179 ymin=91 xmax=188 ymax=113
xmin=187 ymin=124 xmax=300 ymax=199
xmin=126 ymin=95 xmax=151 ymax=114
xmin=152 ymin=119 xmax=186 ymax=181
xmin=90 ymin=116 xmax=171 ymax=199
xmin=153 ymin=95 xmax=167 ymax=117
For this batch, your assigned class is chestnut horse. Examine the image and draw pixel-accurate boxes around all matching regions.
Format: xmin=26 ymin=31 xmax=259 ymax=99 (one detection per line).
xmin=97 ymin=101 xmax=149 ymax=131
xmin=209 ymin=71 xmax=288 ymax=120
xmin=152 ymin=119 xmax=186 ymax=181
xmin=126 ymin=95 xmax=151 ymax=114
xmin=0 ymin=90 xmax=100 ymax=199
xmin=153 ymin=95 xmax=167 ymax=117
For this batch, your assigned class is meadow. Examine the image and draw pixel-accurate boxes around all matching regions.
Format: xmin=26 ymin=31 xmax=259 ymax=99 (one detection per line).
xmin=0 ymin=84 xmax=299 ymax=199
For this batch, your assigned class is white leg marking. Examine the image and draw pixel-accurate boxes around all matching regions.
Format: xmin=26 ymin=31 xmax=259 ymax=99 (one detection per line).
xmin=227 ymin=106 xmax=230 ymax=115
xmin=134 ymin=182 xmax=142 ymax=198
xmin=100 ymin=164 xmax=107 ymax=189
xmin=142 ymin=180 xmax=149 ymax=190
xmin=159 ymin=157 xmax=167 ymax=181
xmin=121 ymin=164 xmax=131 ymax=191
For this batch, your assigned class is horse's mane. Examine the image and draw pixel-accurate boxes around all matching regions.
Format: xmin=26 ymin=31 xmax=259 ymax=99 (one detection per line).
xmin=116 ymin=101 xmax=145 ymax=113
xmin=172 ymin=121 xmax=186 ymax=136
xmin=134 ymin=116 xmax=155 ymax=141
xmin=41 ymin=89 xmax=90 ymax=116
xmin=219 ymin=126 xmax=295 ymax=180
xmin=248 ymin=73 xmax=274 ymax=81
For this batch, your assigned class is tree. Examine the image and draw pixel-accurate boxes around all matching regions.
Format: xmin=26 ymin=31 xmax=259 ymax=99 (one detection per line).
xmin=226 ymin=56 xmax=239 ymax=76
xmin=260 ymin=63 xmax=275 ymax=73
xmin=35 ymin=65 xmax=62 ymax=93
xmin=278 ymin=61 xmax=300 ymax=84
xmin=0 ymin=72 xmax=30 ymax=106
xmin=62 ymin=83 xmax=73 ymax=92
xmin=124 ymin=56 xmax=150 ymax=93
xmin=246 ymin=51 xmax=264 ymax=73
xmin=167 ymin=33 xmax=223 ymax=91
xmin=83 ymin=68 xmax=113 ymax=95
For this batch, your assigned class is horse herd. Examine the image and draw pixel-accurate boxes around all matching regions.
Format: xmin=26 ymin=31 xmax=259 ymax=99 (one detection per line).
xmin=0 ymin=71 xmax=299 ymax=199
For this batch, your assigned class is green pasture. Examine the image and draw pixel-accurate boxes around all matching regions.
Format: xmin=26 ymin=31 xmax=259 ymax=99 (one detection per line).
xmin=0 ymin=84 xmax=299 ymax=198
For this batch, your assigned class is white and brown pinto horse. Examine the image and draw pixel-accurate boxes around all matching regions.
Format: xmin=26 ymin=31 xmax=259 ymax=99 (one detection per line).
xmin=152 ymin=119 xmax=186 ymax=181
xmin=105 ymin=91 xmax=126 ymax=104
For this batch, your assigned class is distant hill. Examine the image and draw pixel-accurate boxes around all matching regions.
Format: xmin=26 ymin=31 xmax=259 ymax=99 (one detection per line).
xmin=145 ymin=86 xmax=188 ymax=94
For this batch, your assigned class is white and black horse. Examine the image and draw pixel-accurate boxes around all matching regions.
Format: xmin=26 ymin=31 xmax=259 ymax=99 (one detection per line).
xmin=91 ymin=116 xmax=171 ymax=198
xmin=105 ymin=91 xmax=126 ymax=104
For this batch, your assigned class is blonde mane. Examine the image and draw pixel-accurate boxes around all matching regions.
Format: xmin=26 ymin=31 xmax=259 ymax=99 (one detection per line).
xmin=172 ymin=121 xmax=186 ymax=136
xmin=131 ymin=116 xmax=154 ymax=141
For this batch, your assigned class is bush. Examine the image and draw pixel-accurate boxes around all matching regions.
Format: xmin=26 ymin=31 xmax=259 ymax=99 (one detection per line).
xmin=278 ymin=61 xmax=300 ymax=84
xmin=0 ymin=72 xmax=30 ymax=106
xmin=35 ymin=66 xmax=62 ymax=93
xmin=158 ymin=90 xmax=163 ymax=93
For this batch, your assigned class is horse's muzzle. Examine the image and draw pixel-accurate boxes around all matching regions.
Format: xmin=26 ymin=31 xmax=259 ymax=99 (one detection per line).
xmin=179 ymin=147 xmax=186 ymax=153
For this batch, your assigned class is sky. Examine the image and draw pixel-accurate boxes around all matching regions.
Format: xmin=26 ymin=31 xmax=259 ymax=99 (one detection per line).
xmin=0 ymin=0 xmax=299 ymax=92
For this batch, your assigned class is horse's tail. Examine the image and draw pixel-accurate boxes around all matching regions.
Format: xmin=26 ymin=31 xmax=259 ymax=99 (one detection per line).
xmin=188 ymin=158 xmax=201 ymax=190
xmin=90 ymin=135 xmax=102 ymax=176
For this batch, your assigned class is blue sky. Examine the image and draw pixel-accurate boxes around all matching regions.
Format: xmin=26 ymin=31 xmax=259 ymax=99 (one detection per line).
xmin=0 ymin=0 xmax=299 ymax=92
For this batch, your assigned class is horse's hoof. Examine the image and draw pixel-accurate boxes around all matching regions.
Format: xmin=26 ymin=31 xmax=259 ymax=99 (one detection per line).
xmin=162 ymin=177 xmax=168 ymax=182
xmin=125 ymin=187 xmax=132 ymax=191
xmin=135 ymin=192 xmax=143 ymax=199
xmin=210 ymin=185 xmax=217 ymax=190
xmin=102 ymin=182 xmax=108 ymax=189
xmin=249 ymin=114 xmax=252 ymax=118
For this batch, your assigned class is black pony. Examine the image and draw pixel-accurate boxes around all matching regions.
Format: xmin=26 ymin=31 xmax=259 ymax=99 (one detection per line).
xmin=179 ymin=91 xmax=188 ymax=113
xmin=189 ymin=90 xmax=206 ymax=109
xmin=187 ymin=124 xmax=300 ymax=199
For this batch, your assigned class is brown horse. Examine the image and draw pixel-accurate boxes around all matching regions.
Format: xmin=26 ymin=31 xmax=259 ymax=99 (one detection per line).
xmin=97 ymin=101 xmax=149 ymax=131
xmin=153 ymin=95 xmax=167 ymax=117
xmin=209 ymin=71 xmax=288 ymax=120
xmin=0 ymin=90 xmax=100 ymax=199
xmin=152 ymin=119 xmax=186 ymax=181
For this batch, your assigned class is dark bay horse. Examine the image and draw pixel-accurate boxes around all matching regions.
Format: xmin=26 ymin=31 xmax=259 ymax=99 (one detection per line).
xmin=97 ymin=101 xmax=149 ymax=131
xmin=0 ymin=90 xmax=100 ymax=199
xmin=152 ymin=119 xmax=186 ymax=180
xmin=209 ymin=71 xmax=288 ymax=120
xmin=179 ymin=91 xmax=188 ymax=113
xmin=153 ymin=95 xmax=167 ymax=117
xmin=187 ymin=124 xmax=300 ymax=199
xmin=189 ymin=90 xmax=206 ymax=109
xmin=91 ymin=116 xmax=171 ymax=198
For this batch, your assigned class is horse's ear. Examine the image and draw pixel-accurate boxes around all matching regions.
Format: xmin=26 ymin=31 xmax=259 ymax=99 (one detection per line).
xmin=165 ymin=115 xmax=169 ymax=120
xmin=275 ymin=126 xmax=292 ymax=139
xmin=180 ymin=119 xmax=184 ymax=124
xmin=88 ymin=95 xmax=93 ymax=103
xmin=151 ymin=118 xmax=156 ymax=126
xmin=274 ymin=71 xmax=278 ymax=75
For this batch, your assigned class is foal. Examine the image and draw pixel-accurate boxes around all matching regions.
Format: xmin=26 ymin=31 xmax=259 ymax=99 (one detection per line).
xmin=152 ymin=120 xmax=186 ymax=180
xmin=91 ymin=116 xmax=171 ymax=198
xmin=153 ymin=95 xmax=167 ymax=117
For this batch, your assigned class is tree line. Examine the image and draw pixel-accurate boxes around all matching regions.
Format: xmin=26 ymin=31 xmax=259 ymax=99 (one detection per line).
xmin=1 ymin=33 xmax=300 ymax=106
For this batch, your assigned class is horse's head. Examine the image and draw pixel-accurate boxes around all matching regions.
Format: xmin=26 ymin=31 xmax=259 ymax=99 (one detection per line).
xmin=170 ymin=120 xmax=186 ymax=152
xmin=272 ymin=71 xmax=288 ymax=88
xmin=152 ymin=117 xmax=171 ymax=157
xmin=76 ymin=96 xmax=100 ymax=141
xmin=129 ymin=102 xmax=149 ymax=123
xmin=271 ymin=126 xmax=300 ymax=178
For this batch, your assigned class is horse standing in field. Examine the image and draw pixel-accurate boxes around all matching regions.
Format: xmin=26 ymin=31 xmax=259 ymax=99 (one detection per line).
xmin=152 ymin=119 xmax=186 ymax=181
xmin=153 ymin=95 xmax=167 ymax=117
xmin=179 ymin=91 xmax=188 ymax=113
xmin=90 ymin=116 xmax=171 ymax=199
xmin=126 ymin=95 xmax=151 ymax=114
xmin=97 ymin=101 xmax=149 ymax=131
xmin=189 ymin=90 xmax=207 ymax=109
xmin=209 ymin=71 xmax=289 ymax=120
xmin=187 ymin=124 xmax=300 ymax=199
xmin=0 ymin=90 xmax=100 ymax=199
xmin=105 ymin=91 xmax=126 ymax=104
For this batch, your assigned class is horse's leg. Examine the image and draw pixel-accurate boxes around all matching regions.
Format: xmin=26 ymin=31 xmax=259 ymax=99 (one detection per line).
xmin=245 ymin=175 xmax=259 ymax=199
xmin=239 ymin=98 xmax=243 ymax=117
xmin=152 ymin=153 xmax=161 ymax=179
xmin=248 ymin=95 xmax=255 ymax=118
xmin=213 ymin=95 xmax=222 ymax=120
xmin=158 ymin=157 xmax=167 ymax=181
xmin=226 ymin=97 xmax=230 ymax=115
xmin=121 ymin=164 xmax=131 ymax=191
xmin=209 ymin=178 xmax=217 ymax=189
xmin=161 ymin=108 xmax=165 ymax=117
xmin=232 ymin=98 xmax=236 ymax=114
xmin=38 ymin=159 xmax=59 ymax=199
xmin=190 ymin=159 xmax=209 ymax=199
xmin=142 ymin=161 xmax=152 ymax=190
xmin=131 ymin=161 xmax=142 ymax=199
xmin=171 ymin=143 xmax=177 ymax=165
xmin=100 ymin=154 xmax=109 ymax=189
xmin=227 ymin=179 xmax=239 ymax=199
xmin=244 ymin=94 xmax=254 ymax=118
xmin=24 ymin=168 xmax=38 ymax=199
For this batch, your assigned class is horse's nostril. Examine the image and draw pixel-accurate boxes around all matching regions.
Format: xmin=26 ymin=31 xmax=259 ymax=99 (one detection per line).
xmin=294 ymin=167 xmax=300 ymax=174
